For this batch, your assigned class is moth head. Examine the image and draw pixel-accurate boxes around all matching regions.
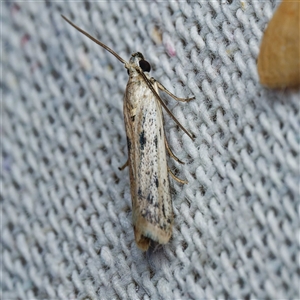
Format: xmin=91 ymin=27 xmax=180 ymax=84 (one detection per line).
xmin=130 ymin=52 xmax=151 ymax=73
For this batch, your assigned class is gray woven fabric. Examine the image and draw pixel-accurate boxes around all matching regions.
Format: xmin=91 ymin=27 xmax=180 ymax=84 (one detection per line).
xmin=2 ymin=1 xmax=299 ymax=299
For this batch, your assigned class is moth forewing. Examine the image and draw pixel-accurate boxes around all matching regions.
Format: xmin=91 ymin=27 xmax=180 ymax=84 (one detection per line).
xmin=61 ymin=16 xmax=194 ymax=252
xmin=124 ymin=65 xmax=173 ymax=251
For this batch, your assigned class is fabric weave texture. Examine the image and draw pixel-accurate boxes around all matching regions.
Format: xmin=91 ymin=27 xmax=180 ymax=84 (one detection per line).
xmin=2 ymin=1 xmax=299 ymax=299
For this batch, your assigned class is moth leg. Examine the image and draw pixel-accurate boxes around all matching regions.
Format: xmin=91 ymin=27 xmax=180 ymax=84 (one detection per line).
xmin=156 ymin=81 xmax=195 ymax=102
xmin=119 ymin=159 xmax=129 ymax=171
xmin=164 ymin=136 xmax=184 ymax=165
xmin=168 ymin=167 xmax=188 ymax=184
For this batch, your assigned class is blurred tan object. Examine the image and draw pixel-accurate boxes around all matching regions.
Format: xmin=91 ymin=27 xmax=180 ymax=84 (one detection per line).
xmin=257 ymin=0 xmax=300 ymax=88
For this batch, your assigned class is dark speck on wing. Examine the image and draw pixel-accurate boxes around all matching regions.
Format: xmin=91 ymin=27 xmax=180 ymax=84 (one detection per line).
xmin=139 ymin=130 xmax=146 ymax=150
xmin=127 ymin=136 xmax=131 ymax=150
xmin=161 ymin=223 xmax=166 ymax=230
xmin=162 ymin=203 xmax=166 ymax=218
xmin=154 ymin=135 xmax=158 ymax=148
xmin=147 ymin=193 xmax=154 ymax=204
xmin=138 ymin=188 xmax=142 ymax=197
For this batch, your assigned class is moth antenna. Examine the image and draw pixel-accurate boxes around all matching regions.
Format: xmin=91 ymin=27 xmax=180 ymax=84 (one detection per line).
xmin=61 ymin=15 xmax=127 ymax=65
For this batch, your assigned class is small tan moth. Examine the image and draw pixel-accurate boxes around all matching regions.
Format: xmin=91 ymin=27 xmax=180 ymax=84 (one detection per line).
xmin=62 ymin=16 xmax=195 ymax=251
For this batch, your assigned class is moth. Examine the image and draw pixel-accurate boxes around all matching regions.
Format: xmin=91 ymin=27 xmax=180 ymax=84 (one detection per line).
xmin=62 ymin=15 xmax=195 ymax=251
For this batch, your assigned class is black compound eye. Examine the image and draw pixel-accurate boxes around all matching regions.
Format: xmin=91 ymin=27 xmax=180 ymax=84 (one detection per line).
xmin=139 ymin=60 xmax=151 ymax=72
